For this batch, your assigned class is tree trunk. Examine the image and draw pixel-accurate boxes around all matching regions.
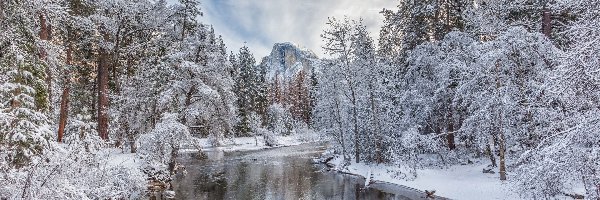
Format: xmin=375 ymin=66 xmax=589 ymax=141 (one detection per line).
xmin=498 ymin=130 xmax=507 ymax=181
xmin=446 ymin=107 xmax=456 ymax=150
xmin=57 ymin=45 xmax=72 ymax=143
xmin=97 ymin=48 xmax=110 ymax=141
xmin=128 ymin=124 xmax=137 ymax=153
xmin=351 ymin=88 xmax=360 ymax=163
xmin=168 ymin=145 xmax=179 ymax=173
xmin=542 ymin=8 xmax=552 ymax=38
xmin=497 ymin=102 xmax=507 ymax=180
xmin=333 ymin=83 xmax=347 ymax=161
xmin=487 ymin=136 xmax=497 ymax=167
xmin=57 ymin=84 xmax=70 ymax=143
xmin=494 ymin=60 xmax=507 ymax=181
xmin=39 ymin=14 xmax=49 ymax=41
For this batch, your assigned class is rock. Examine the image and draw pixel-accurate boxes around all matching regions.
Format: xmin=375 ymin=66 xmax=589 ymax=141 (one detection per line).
xmin=260 ymin=42 xmax=318 ymax=83
xmin=164 ymin=191 xmax=176 ymax=199
xmin=425 ymin=190 xmax=436 ymax=198
xmin=483 ymin=168 xmax=495 ymax=174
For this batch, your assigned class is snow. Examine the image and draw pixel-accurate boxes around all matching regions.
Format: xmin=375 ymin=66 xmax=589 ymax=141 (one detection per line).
xmin=329 ymin=157 xmax=522 ymax=200
xmin=365 ymin=168 xmax=372 ymax=187
xmin=102 ymin=148 xmax=141 ymax=169
xmin=187 ymin=133 xmax=320 ymax=153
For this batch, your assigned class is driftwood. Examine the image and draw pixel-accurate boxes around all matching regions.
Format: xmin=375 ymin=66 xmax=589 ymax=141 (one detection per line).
xmin=563 ymin=192 xmax=584 ymax=199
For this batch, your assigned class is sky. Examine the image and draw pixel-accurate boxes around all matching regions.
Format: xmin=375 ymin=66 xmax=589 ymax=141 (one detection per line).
xmin=173 ymin=0 xmax=398 ymax=59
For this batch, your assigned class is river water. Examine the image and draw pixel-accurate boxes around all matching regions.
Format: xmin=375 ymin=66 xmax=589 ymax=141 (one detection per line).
xmin=173 ymin=143 xmax=431 ymax=200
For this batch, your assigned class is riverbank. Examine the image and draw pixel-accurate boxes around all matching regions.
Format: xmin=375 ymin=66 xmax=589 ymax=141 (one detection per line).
xmin=99 ymin=133 xmax=321 ymax=199
xmin=326 ymin=155 xmax=588 ymax=199
xmin=190 ymin=132 xmax=321 ymax=153
xmin=325 ymin=156 xmax=522 ymax=200
xmin=102 ymin=132 xmax=321 ymax=175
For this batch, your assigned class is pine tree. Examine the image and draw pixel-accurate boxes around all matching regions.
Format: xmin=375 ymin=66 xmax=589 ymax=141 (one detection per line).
xmin=233 ymin=46 xmax=259 ymax=136
xmin=0 ymin=0 xmax=52 ymax=168
xmin=174 ymin=0 xmax=202 ymax=40
xmin=379 ymin=0 xmax=467 ymax=67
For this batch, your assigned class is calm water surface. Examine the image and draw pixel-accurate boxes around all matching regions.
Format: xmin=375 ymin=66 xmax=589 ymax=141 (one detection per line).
xmin=173 ymin=143 xmax=431 ymax=200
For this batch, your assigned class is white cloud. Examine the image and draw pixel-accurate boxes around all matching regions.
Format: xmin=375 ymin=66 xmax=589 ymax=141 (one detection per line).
xmin=200 ymin=0 xmax=398 ymax=59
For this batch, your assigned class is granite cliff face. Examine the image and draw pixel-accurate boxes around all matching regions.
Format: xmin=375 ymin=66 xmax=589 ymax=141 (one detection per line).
xmin=260 ymin=43 xmax=318 ymax=123
xmin=260 ymin=42 xmax=318 ymax=82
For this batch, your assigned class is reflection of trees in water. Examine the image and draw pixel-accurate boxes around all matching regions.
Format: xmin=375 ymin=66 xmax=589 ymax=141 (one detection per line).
xmin=220 ymin=156 xmax=319 ymax=199
xmin=191 ymin=170 xmax=227 ymax=199
xmin=174 ymin=145 xmax=407 ymax=200
xmin=226 ymin=161 xmax=249 ymax=199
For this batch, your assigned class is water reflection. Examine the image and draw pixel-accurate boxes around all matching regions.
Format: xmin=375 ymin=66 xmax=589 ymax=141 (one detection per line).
xmin=173 ymin=144 xmax=427 ymax=200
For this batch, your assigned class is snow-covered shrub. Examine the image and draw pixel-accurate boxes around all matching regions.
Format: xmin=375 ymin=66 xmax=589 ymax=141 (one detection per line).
xmin=0 ymin=141 xmax=146 ymax=199
xmin=137 ymin=113 xmax=193 ymax=174
xmin=514 ymin=110 xmax=600 ymax=199
xmin=258 ymin=127 xmax=278 ymax=147
xmin=246 ymin=112 xmax=274 ymax=146
xmin=267 ymin=103 xmax=293 ymax=136
xmin=294 ymin=126 xmax=320 ymax=142
xmin=63 ymin=114 xmax=104 ymax=152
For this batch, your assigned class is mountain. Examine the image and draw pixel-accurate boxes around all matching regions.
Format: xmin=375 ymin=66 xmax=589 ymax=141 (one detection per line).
xmin=260 ymin=43 xmax=317 ymax=123
xmin=260 ymin=42 xmax=318 ymax=82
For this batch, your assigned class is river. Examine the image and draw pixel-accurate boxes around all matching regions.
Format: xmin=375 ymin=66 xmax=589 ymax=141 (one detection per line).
xmin=172 ymin=143 xmax=433 ymax=200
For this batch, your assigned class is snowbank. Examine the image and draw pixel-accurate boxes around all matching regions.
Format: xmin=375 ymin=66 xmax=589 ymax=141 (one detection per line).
xmin=188 ymin=132 xmax=320 ymax=153
xmin=328 ymin=156 xmax=522 ymax=200
xmin=102 ymin=148 xmax=142 ymax=170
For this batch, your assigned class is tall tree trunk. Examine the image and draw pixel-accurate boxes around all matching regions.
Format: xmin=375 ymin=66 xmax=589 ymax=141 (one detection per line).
xmin=57 ymin=85 xmax=70 ymax=142
xmin=497 ymin=107 xmax=507 ymax=180
xmin=495 ymin=61 xmax=507 ymax=181
xmin=39 ymin=13 xmax=49 ymax=42
xmin=542 ymin=7 xmax=552 ymax=38
xmin=97 ymin=48 xmax=110 ymax=141
xmin=57 ymin=45 xmax=72 ymax=143
xmin=498 ymin=129 xmax=507 ymax=180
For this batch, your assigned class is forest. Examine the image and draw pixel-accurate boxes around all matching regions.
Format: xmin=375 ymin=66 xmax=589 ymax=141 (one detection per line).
xmin=1 ymin=0 xmax=599 ymax=199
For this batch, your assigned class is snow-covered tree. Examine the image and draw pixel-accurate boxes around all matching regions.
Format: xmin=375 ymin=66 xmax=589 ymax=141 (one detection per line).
xmin=513 ymin=0 xmax=600 ymax=198
xmin=137 ymin=113 xmax=193 ymax=172
xmin=232 ymin=46 xmax=266 ymax=136
xmin=0 ymin=0 xmax=53 ymax=169
xmin=318 ymin=17 xmax=396 ymax=164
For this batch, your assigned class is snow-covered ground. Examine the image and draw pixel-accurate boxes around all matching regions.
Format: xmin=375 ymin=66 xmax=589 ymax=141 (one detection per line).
xmin=190 ymin=133 xmax=321 ymax=153
xmin=97 ymin=133 xmax=320 ymax=177
xmin=328 ymin=156 xmax=522 ymax=200
xmin=102 ymin=148 xmax=143 ymax=169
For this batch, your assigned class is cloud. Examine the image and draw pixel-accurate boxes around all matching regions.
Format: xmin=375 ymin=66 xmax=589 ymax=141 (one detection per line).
xmin=199 ymin=0 xmax=398 ymax=59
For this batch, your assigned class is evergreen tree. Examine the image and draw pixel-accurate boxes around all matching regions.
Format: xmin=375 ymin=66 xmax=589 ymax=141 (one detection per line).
xmin=0 ymin=0 xmax=53 ymax=169
xmin=233 ymin=46 xmax=259 ymax=136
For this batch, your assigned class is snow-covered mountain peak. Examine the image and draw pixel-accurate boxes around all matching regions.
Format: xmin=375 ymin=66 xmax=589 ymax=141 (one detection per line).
xmin=260 ymin=42 xmax=318 ymax=82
